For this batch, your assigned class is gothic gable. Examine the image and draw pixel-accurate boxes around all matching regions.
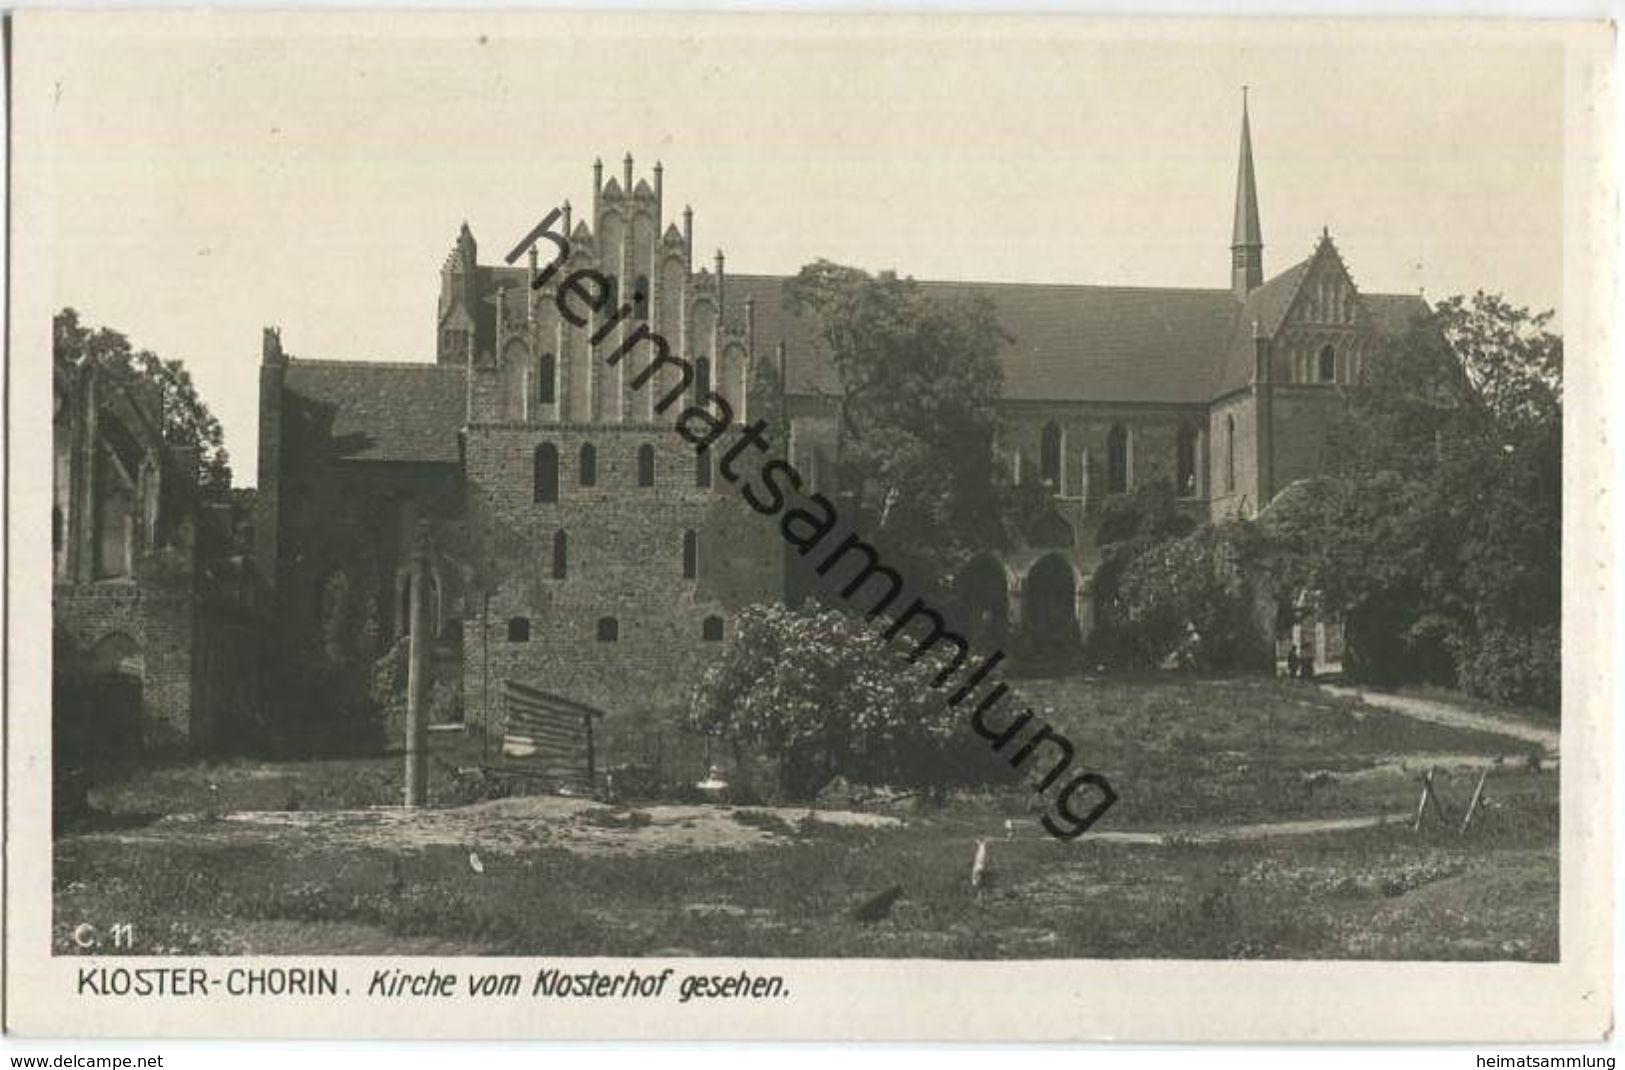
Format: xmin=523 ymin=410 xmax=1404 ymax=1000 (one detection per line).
xmin=1281 ymin=239 xmax=1369 ymax=330
xmin=1274 ymin=237 xmax=1377 ymax=384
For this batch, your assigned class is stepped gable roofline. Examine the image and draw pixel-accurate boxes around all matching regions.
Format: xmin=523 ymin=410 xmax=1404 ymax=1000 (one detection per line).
xmin=1213 ymin=236 xmax=1430 ymax=395
xmin=283 ymin=357 xmax=465 ymax=464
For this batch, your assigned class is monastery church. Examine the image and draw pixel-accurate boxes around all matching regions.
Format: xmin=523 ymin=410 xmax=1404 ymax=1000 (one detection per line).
xmin=251 ymin=100 xmax=1427 ymax=732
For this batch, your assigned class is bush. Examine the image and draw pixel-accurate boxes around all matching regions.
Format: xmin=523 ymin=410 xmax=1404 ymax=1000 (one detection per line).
xmin=1092 ymin=522 xmax=1271 ymax=671
xmin=1453 ymin=625 xmax=1560 ymax=712
xmin=686 ymin=603 xmax=989 ymax=799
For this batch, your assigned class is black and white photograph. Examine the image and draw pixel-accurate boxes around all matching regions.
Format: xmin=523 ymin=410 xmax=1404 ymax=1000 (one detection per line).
xmin=5 ymin=10 xmax=1614 ymax=1043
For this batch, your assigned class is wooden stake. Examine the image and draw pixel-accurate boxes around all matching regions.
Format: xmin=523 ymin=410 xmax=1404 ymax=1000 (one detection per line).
xmin=1425 ymin=766 xmax=1454 ymax=827
xmin=1459 ymin=768 xmax=1490 ymax=835
xmin=1413 ymin=768 xmax=1435 ymax=831
xmin=404 ymin=524 xmax=430 ymax=808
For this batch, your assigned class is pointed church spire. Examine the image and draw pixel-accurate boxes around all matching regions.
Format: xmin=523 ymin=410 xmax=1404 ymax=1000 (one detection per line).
xmin=1231 ymin=88 xmax=1264 ymax=299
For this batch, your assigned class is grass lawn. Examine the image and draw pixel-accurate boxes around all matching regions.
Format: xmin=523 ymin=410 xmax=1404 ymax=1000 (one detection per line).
xmin=53 ymin=675 xmax=1559 ymax=960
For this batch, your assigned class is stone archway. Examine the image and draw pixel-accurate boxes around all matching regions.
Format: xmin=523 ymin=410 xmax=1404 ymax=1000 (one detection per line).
xmin=86 ymin=632 xmax=144 ymax=753
xmin=1023 ymin=553 xmax=1082 ymax=664
xmin=956 ymin=555 xmax=1011 ymax=644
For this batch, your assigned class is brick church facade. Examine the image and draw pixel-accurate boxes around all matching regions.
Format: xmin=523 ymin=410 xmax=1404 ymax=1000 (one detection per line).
xmin=255 ymin=102 xmax=1425 ymax=733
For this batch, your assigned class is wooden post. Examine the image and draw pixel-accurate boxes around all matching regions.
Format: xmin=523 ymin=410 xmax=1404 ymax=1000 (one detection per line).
xmin=1412 ymin=769 xmax=1434 ymax=831
xmin=1460 ymin=768 xmax=1490 ymax=835
xmin=1425 ymin=767 xmax=1453 ymax=827
xmin=584 ymin=711 xmax=596 ymax=791
xmin=404 ymin=523 xmax=431 ymax=807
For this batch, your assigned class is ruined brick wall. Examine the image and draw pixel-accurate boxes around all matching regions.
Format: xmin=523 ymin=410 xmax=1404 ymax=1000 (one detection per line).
xmin=192 ymin=597 xmax=264 ymax=753
xmin=54 ymin=573 xmax=197 ymax=751
xmin=268 ymin=452 xmax=463 ymax=720
xmin=460 ymin=421 xmax=783 ymax=731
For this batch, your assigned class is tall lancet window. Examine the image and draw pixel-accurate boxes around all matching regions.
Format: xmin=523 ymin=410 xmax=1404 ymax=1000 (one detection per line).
xmin=682 ymin=529 xmax=698 ymax=579
xmin=633 ymin=275 xmax=650 ymax=321
xmin=538 ymin=352 xmax=556 ymax=404
xmin=637 ymin=444 xmax=656 ymax=487
xmin=579 ymin=444 xmax=598 ymax=487
xmin=1318 ymin=344 xmax=1336 ymax=384
xmin=1225 ymin=416 xmax=1236 ymax=493
xmin=551 ymin=530 xmax=568 ymax=579
xmin=1040 ymin=421 xmax=1064 ymax=493
xmin=534 ymin=443 xmax=559 ymax=503
xmin=1106 ymin=424 xmax=1130 ymax=494
xmin=1177 ymin=423 xmax=1199 ymax=498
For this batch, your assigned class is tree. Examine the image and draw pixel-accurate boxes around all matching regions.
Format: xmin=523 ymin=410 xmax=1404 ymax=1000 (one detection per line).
xmin=1112 ymin=521 xmax=1272 ymax=671
xmin=54 ymin=308 xmax=232 ymax=498
xmin=1268 ymin=292 xmax=1562 ymax=707
xmin=1084 ymin=480 xmax=1202 ymax=667
xmin=785 ymin=261 xmax=1012 ymax=593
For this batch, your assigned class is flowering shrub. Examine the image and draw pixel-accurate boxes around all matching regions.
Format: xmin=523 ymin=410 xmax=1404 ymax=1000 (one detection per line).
xmin=686 ymin=603 xmax=986 ymax=799
xmin=1105 ymin=523 xmax=1271 ymax=671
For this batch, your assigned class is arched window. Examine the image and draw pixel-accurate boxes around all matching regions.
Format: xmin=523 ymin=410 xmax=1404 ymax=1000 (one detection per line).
xmin=551 ymin=530 xmax=568 ymax=580
xmin=1176 ymin=423 xmax=1199 ymax=498
xmin=696 ymin=449 xmax=713 ymax=489
xmin=579 ymin=443 xmax=597 ymax=487
xmin=596 ymin=616 xmax=619 ymax=642
xmin=538 ymin=353 xmax=556 ymax=404
xmin=1040 ymin=420 xmax=1063 ymax=492
xmin=695 ymin=356 xmax=711 ymax=398
xmin=1106 ymin=424 xmax=1129 ymax=494
xmin=682 ymin=529 xmax=698 ymax=579
xmin=1225 ymin=415 xmax=1236 ymax=493
xmin=533 ymin=443 xmax=559 ymax=503
xmin=1318 ymin=344 xmax=1336 ymax=383
xmin=702 ymin=615 xmax=725 ymax=642
xmin=603 ymin=275 xmax=619 ymax=318
xmin=637 ymin=444 xmax=655 ymax=487
xmin=633 ymin=275 xmax=650 ymax=321
xmin=507 ymin=617 xmax=530 ymax=643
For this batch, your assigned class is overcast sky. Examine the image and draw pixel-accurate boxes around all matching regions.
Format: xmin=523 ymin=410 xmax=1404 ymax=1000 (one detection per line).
xmin=37 ymin=14 xmax=1566 ymax=486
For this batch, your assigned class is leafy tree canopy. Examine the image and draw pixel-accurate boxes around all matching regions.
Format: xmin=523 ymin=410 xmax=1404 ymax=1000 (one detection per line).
xmin=785 ymin=261 xmax=1012 ymax=590
xmin=55 ymin=307 xmax=232 ymax=498
xmin=1268 ymin=291 xmax=1562 ymax=705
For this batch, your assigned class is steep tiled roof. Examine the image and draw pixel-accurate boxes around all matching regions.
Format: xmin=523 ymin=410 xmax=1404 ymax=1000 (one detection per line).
xmin=283 ymin=359 xmax=465 ymax=464
xmin=738 ymin=267 xmax=1428 ymax=406
xmin=1213 ymin=256 xmax=1314 ymax=395
xmin=422 ymin=257 xmax=1431 ymax=427
xmin=1364 ymin=292 xmax=1431 ymax=341
xmin=733 ymin=274 xmax=1242 ymax=406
